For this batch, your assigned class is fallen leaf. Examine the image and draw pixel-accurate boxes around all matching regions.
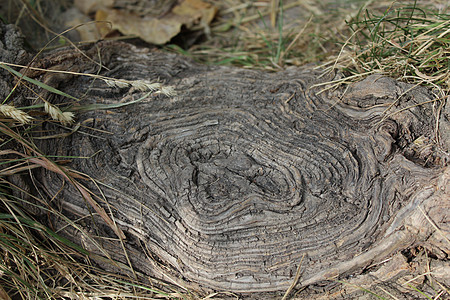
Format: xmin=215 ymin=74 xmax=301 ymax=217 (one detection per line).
xmin=63 ymin=7 xmax=102 ymax=42
xmin=172 ymin=0 xmax=218 ymax=29
xmin=94 ymin=0 xmax=217 ymax=45
xmin=75 ymin=0 xmax=114 ymax=14
xmin=96 ymin=9 xmax=183 ymax=44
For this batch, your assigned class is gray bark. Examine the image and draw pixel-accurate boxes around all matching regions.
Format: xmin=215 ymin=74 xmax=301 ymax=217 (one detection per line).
xmin=1 ymin=27 xmax=448 ymax=296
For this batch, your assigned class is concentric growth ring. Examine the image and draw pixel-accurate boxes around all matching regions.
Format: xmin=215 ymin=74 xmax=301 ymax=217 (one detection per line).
xmin=134 ymin=104 xmax=380 ymax=291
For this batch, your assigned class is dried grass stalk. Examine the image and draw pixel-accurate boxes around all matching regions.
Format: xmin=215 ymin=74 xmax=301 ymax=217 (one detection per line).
xmin=43 ymin=101 xmax=74 ymax=125
xmin=0 ymin=104 xmax=33 ymax=124
xmin=102 ymin=78 xmax=177 ymax=96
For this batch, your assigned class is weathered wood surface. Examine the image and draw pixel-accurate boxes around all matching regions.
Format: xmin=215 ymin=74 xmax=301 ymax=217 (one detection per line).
xmin=1 ymin=26 xmax=449 ymax=295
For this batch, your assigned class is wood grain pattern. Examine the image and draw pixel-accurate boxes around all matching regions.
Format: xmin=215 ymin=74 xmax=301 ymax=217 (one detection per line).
xmin=13 ymin=41 xmax=448 ymax=293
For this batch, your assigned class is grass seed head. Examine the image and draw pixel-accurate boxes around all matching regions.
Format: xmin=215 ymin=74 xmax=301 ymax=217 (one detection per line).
xmin=44 ymin=101 xmax=74 ymax=125
xmin=0 ymin=104 xmax=33 ymax=124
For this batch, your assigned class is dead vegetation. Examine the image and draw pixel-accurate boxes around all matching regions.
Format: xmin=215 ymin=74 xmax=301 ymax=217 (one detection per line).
xmin=0 ymin=0 xmax=448 ymax=299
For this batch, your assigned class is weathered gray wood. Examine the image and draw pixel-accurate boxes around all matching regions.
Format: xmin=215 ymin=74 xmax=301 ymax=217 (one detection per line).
xmin=2 ymin=27 xmax=448 ymax=295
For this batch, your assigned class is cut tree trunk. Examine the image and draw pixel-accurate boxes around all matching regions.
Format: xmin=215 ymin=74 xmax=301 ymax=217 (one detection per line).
xmin=1 ymin=28 xmax=449 ymax=296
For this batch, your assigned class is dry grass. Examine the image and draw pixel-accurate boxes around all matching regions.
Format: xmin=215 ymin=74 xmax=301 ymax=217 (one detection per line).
xmin=0 ymin=5 xmax=181 ymax=295
xmin=166 ymin=0 xmax=342 ymax=70
xmin=0 ymin=0 xmax=449 ymax=299
xmin=0 ymin=116 xmax=183 ymax=298
xmin=317 ymin=0 xmax=449 ymax=154
xmin=321 ymin=1 xmax=449 ymax=88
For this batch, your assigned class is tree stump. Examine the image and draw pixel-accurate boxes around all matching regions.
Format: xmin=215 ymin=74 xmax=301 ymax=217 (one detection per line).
xmin=2 ymin=27 xmax=449 ymax=296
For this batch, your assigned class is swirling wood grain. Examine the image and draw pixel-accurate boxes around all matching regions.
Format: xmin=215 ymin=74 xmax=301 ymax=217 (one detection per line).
xmin=32 ymin=43 xmax=447 ymax=293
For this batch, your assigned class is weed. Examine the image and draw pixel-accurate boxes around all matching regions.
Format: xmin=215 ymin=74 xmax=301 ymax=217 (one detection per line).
xmin=322 ymin=0 xmax=450 ymax=93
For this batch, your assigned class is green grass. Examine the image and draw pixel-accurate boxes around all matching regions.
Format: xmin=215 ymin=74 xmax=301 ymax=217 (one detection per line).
xmin=322 ymin=0 xmax=449 ymax=92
